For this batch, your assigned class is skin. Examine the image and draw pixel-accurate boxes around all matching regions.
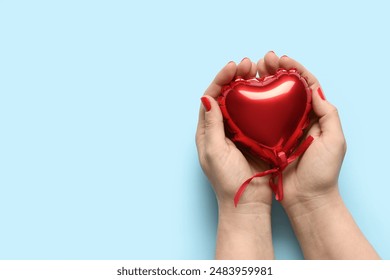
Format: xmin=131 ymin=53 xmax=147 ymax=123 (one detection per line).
xmin=195 ymin=52 xmax=380 ymax=260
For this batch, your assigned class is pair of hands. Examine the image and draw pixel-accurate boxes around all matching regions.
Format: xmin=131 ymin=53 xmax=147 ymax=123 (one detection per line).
xmin=195 ymin=52 xmax=379 ymax=260
xmin=196 ymin=52 xmax=346 ymax=214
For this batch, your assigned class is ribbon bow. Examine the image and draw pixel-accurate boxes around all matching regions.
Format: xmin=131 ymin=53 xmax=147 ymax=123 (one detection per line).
xmin=234 ymin=136 xmax=314 ymax=207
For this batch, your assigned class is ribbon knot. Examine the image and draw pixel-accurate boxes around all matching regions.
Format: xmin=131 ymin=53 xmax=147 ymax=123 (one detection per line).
xmin=233 ymin=136 xmax=314 ymax=207
xmin=277 ymin=151 xmax=288 ymax=170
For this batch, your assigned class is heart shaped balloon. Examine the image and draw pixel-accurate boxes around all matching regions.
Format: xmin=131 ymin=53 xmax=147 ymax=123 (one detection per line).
xmin=218 ymin=68 xmax=313 ymax=204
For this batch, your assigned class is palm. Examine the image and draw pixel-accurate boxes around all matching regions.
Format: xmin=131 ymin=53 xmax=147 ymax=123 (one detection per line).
xmin=283 ymin=134 xmax=339 ymax=202
xmin=224 ymin=140 xmax=273 ymax=205
xmin=199 ymin=116 xmax=273 ymax=207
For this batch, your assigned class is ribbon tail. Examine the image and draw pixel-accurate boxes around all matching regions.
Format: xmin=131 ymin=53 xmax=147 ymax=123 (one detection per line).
xmin=275 ymin=172 xmax=283 ymax=201
xmin=269 ymin=176 xmax=278 ymax=195
xmin=268 ymin=172 xmax=283 ymax=201
xmin=234 ymin=177 xmax=253 ymax=207
xmin=234 ymin=168 xmax=278 ymax=207
xmin=287 ymin=136 xmax=314 ymax=164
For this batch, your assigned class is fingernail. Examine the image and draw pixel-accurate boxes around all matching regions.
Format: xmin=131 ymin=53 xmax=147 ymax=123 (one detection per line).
xmin=281 ymin=55 xmax=288 ymax=58
xmin=317 ymin=87 xmax=326 ymax=100
xmin=227 ymin=61 xmax=235 ymax=65
xmin=241 ymin=57 xmax=248 ymax=62
xmin=201 ymin=96 xmax=211 ymax=112
xmin=270 ymin=50 xmax=275 ymax=54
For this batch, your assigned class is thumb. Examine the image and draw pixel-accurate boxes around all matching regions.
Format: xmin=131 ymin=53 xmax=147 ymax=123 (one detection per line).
xmin=312 ymin=86 xmax=344 ymax=142
xmin=200 ymin=95 xmax=226 ymax=148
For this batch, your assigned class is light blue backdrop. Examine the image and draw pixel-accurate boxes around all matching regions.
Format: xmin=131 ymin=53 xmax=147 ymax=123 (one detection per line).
xmin=1 ymin=0 xmax=389 ymax=259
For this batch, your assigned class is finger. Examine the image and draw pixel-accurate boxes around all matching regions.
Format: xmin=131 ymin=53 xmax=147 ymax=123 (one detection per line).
xmin=197 ymin=61 xmax=236 ymax=149
xmin=264 ymin=51 xmax=280 ymax=74
xmin=236 ymin=57 xmax=252 ymax=78
xmin=311 ymin=86 xmax=344 ymax=141
xmin=279 ymin=55 xmax=319 ymax=89
xmin=200 ymin=95 xmax=226 ymax=148
xmin=257 ymin=58 xmax=269 ymax=77
xmin=249 ymin=62 xmax=257 ymax=78
xmin=204 ymin=61 xmax=237 ymax=98
xmin=195 ymin=103 xmax=206 ymax=148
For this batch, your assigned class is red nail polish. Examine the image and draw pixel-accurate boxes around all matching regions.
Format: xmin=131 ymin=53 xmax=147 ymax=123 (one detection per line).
xmin=201 ymin=96 xmax=211 ymax=112
xmin=317 ymin=87 xmax=326 ymax=100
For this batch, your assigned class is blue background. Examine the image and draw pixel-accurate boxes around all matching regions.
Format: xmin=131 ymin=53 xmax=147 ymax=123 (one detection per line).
xmin=1 ymin=0 xmax=389 ymax=259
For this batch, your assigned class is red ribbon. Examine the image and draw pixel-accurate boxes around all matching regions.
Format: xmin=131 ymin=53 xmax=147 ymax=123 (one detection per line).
xmin=234 ymin=136 xmax=314 ymax=207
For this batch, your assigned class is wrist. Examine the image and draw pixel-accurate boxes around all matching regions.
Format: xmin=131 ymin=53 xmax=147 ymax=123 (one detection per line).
xmin=216 ymin=200 xmax=273 ymax=259
xmin=282 ymin=187 xmax=380 ymax=259
xmin=218 ymin=198 xmax=272 ymax=217
xmin=217 ymin=200 xmax=272 ymax=243
xmin=213 ymin=177 xmax=273 ymax=211
xmin=283 ymin=186 xmax=342 ymax=220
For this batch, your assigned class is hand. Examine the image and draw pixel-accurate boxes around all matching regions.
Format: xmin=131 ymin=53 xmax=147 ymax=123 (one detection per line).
xmin=255 ymin=52 xmax=347 ymax=213
xmin=196 ymin=58 xmax=273 ymax=212
xmin=196 ymin=58 xmax=275 ymax=259
xmin=258 ymin=53 xmax=379 ymax=259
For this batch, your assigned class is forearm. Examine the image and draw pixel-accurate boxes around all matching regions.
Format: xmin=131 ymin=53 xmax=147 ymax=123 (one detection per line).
xmin=216 ymin=202 xmax=274 ymax=260
xmin=286 ymin=188 xmax=380 ymax=259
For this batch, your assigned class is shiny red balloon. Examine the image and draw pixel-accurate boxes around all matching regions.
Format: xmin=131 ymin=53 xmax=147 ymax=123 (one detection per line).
xmin=219 ymin=68 xmax=312 ymax=166
xmin=218 ymin=68 xmax=313 ymax=203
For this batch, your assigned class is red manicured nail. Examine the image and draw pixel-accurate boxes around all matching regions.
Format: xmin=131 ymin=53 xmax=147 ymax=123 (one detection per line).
xmin=201 ymin=96 xmax=211 ymax=112
xmin=317 ymin=87 xmax=326 ymax=100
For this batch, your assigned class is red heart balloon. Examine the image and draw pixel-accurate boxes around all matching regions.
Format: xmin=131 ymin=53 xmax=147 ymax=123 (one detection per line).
xmin=218 ymin=68 xmax=313 ymax=203
xmin=218 ymin=68 xmax=312 ymax=166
